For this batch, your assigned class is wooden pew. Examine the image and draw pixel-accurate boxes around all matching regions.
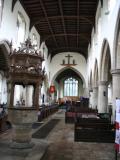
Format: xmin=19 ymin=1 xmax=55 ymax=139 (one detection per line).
xmin=0 ymin=115 xmax=8 ymax=132
xmin=75 ymin=128 xmax=115 ymax=143
xmin=38 ymin=104 xmax=59 ymax=122
xmin=74 ymin=117 xmax=115 ymax=143
xmin=65 ymin=104 xmax=97 ymax=123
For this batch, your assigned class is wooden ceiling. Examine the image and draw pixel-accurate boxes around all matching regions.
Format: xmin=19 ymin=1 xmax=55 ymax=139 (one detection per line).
xmin=13 ymin=0 xmax=100 ymax=59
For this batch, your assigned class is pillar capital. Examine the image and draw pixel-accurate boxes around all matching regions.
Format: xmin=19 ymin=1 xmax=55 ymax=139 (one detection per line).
xmin=111 ymin=69 xmax=120 ymax=75
xmin=98 ymin=81 xmax=108 ymax=86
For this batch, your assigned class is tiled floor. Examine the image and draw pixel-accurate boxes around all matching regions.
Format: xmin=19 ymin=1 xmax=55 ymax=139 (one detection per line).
xmin=0 ymin=109 xmax=119 ymax=160
xmin=41 ymin=110 xmax=117 ymax=160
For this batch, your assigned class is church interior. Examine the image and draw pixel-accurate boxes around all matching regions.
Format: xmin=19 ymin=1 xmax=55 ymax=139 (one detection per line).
xmin=0 ymin=0 xmax=120 ymax=159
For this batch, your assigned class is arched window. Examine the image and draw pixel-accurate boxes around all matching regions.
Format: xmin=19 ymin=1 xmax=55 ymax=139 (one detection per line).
xmin=32 ymin=34 xmax=37 ymax=46
xmin=17 ymin=12 xmax=26 ymax=46
xmin=0 ymin=0 xmax=3 ymax=26
xmin=64 ymin=77 xmax=78 ymax=96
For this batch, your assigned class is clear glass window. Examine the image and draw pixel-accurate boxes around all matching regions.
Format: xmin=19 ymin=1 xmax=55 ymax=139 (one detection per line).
xmin=17 ymin=12 xmax=26 ymax=46
xmin=64 ymin=77 xmax=78 ymax=96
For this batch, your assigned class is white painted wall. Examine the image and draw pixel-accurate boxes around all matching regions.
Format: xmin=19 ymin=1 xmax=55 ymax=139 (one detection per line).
xmin=0 ymin=0 xmax=41 ymax=105
xmin=88 ymin=0 xmax=120 ymax=79
xmin=0 ymin=0 xmax=40 ymax=49
xmin=49 ymin=52 xmax=87 ymax=87
xmin=87 ymin=0 xmax=120 ymax=116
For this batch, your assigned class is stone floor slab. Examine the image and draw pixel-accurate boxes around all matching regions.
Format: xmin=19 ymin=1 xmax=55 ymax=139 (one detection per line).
xmin=0 ymin=110 xmax=118 ymax=160
xmin=0 ymin=139 xmax=48 ymax=160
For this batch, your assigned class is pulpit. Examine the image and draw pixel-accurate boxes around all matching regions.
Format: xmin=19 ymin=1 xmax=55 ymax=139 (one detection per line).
xmin=8 ymin=39 xmax=44 ymax=149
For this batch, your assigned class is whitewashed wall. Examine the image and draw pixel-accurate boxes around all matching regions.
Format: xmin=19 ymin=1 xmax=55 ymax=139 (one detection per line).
xmin=0 ymin=0 xmax=41 ymax=104
xmin=49 ymin=52 xmax=87 ymax=87
xmin=0 ymin=0 xmax=40 ymax=48
xmin=88 ymin=0 xmax=120 ymax=81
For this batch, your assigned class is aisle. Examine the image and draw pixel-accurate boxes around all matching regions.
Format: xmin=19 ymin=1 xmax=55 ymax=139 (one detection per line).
xmin=41 ymin=110 xmax=115 ymax=160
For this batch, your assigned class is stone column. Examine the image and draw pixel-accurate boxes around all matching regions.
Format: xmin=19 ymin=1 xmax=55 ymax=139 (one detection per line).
xmin=58 ymin=85 xmax=61 ymax=104
xmin=98 ymin=81 xmax=108 ymax=113
xmin=92 ymin=87 xmax=98 ymax=109
xmin=89 ymin=89 xmax=93 ymax=108
xmin=34 ymin=83 xmax=40 ymax=110
xmin=51 ymin=93 xmax=55 ymax=103
xmin=111 ymin=69 xmax=120 ymax=122
xmin=88 ymin=83 xmax=93 ymax=108
xmin=9 ymin=83 xmax=15 ymax=107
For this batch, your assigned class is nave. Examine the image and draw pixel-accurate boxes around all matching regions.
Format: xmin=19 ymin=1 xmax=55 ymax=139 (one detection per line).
xmin=30 ymin=110 xmax=116 ymax=160
xmin=0 ymin=109 xmax=115 ymax=160
xmin=0 ymin=1 xmax=120 ymax=159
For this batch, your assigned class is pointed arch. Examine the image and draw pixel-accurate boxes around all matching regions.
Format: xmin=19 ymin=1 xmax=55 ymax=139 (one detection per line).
xmin=11 ymin=0 xmax=18 ymax=12
xmin=100 ymin=39 xmax=111 ymax=81
xmin=0 ymin=40 xmax=10 ymax=70
xmin=113 ymin=8 xmax=120 ymax=69
xmin=51 ymin=67 xmax=86 ymax=88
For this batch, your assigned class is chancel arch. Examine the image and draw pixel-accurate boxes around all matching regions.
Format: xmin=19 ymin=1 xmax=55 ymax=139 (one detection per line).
xmin=51 ymin=66 xmax=86 ymax=88
xmin=51 ymin=67 xmax=86 ymax=104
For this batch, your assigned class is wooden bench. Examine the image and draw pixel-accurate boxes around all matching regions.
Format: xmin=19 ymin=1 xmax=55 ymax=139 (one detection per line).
xmin=74 ymin=117 xmax=115 ymax=143
xmin=38 ymin=105 xmax=59 ymax=122
xmin=75 ymin=128 xmax=115 ymax=143
xmin=65 ymin=110 xmax=98 ymax=123
xmin=0 ymin=115 xmax=11 ymax=133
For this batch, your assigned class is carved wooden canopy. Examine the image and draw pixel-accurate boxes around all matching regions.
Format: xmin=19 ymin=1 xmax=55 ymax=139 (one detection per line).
xmin=9 ymin=39 xmax=44 ymax=85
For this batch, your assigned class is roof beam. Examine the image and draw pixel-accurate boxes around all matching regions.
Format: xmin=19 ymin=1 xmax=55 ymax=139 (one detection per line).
xmin=50 ymin=47 xmax=87 ymax=59
xmin=58 ymin=0 xmax=68 ymax=48
xmin=44 ymin=33 xmax=90 ymax=42
xmin=39 ymin=0 xmax=58 ymax=47
xmin=50 ymin=46 xmax=86 ymax=52
xmin=29 ymin=15 xmax=94 ymax=30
